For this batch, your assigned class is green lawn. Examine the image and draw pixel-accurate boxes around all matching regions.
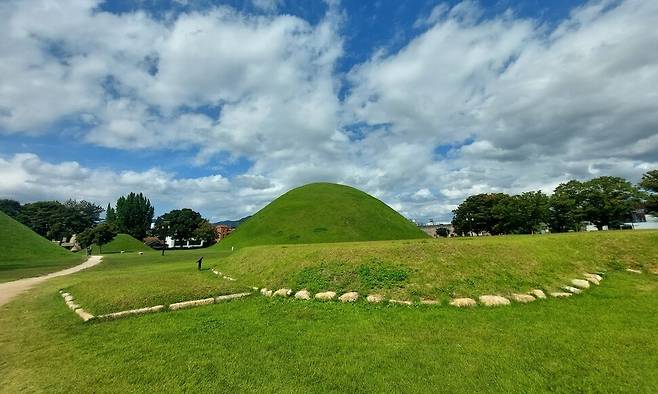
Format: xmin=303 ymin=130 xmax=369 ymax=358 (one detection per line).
xmin=1 ymin=232 xmax=657 ymax=392
xmin=0 ymin=270 xmax=656 ymax=392
xmin=0 ymin=211 xmax=85 ymax=283
xmin=217 ymin=230 xmax=658 ymax=301
xmin=67 ymin=249 xmax=244 ymax=314
xmin=91 ymin=233 xmax=153 ymax=254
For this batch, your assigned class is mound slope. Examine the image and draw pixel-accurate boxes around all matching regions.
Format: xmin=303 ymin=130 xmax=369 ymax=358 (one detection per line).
xmin=216 ymin=183 xmax=427 ymax=249
xmin=92 ymin=233 xmax=152 ymax=254
xmin=0 ymin=211 xmax=83 ymax=281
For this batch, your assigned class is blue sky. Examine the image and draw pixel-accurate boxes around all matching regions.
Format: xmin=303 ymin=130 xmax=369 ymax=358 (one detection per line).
xmin=1 ymin=0 xmax=656 ymax=222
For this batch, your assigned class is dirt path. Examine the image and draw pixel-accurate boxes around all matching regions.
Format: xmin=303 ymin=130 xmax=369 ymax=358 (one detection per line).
xmin=0 ymin=256 xmax=103 ymax=307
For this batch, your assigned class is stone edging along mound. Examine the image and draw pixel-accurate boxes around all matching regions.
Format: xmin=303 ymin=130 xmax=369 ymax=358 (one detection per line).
xmin=59 ymin=290 xmax=251 ymax=322
xmin=62 ymin=268 xmax=654 ymax=323
xmin=258 ymin=272 xmax=606 ymax=308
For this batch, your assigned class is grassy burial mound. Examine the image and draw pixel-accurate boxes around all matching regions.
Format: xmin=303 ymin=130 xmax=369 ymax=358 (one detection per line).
xmin=91 ymin=233 xmax=152 ymax=254
xmin=0 ymin=211 xmax=84 ymax=282
xmin=217 ymin=230 xmax=658 ymax=301
xmin=216 ymin=183 xmax=428 ymax=250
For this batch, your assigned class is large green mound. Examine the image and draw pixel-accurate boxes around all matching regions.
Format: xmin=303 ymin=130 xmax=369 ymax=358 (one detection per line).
xmin=92 ymin=233 xmax=152 ymax=254
xmin=0 ymin=211 xmax=83 ymax=282
xmin=216 ymin=183 xmax=428 ymax=249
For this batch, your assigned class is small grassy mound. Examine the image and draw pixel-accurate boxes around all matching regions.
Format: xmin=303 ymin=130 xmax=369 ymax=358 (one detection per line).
xmin=0 ymin=211 xmax=84 ymax=282
xmin=216 ymin=230 xmax=658 ymax=300
xmin=216 ymin=183 xmax=427 ymax=250
xmin=92 ymin=234 xmax=152 ymax=254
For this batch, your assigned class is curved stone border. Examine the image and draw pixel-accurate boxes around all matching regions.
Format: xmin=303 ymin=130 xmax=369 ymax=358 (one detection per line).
xmin=211 ymin=268 xmax=236 ymax=281
xmin=59 ymin=290 xmax=94 ymax=322
xmin=256 ymin=272 xmax=605 ymax=309
xmin=60 ymin=290 xmax=251 ymax=322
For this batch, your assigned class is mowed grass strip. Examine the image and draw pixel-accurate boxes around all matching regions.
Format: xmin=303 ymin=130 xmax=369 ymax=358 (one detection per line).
xmin=66 ymin=249 xmax=248 ymax=314
xmin=217 ymin=230 xmax=658 ymax=301
xmin=0 ymin=271 xmax=656 ymax=392
xmin=0 ymin=211 xmax=85 ymax=283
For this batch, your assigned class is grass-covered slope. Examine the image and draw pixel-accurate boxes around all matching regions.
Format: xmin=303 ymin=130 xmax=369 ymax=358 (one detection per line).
xmin=0 ymin=211 xmax=84 ymax=282
xmin=216 ymin=183 xmax=428 ymax=250
xmin=217 ymin=230 xmax=658 ymax=300
xmin=92 ymin=233 xmax=152 ymax=254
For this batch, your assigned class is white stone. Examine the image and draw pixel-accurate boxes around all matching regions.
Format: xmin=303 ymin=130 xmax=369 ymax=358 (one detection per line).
xmin=294 ymin=290 xmax=311 ymax=300
xmin=215 ymin=293 xmax=250 ymax=302
xmin=273 ymin=288 xmax=292 ymax=297
xmin=169 ymin=297 xmax=214 ymax=310
xmin=67 ymin=302 xmax=81 ymax=311
xmin=510 ymin=293 xmax=535 ymax=303
xmin=338 ymin=292 xmax=359 ymax=302
xmin=63 ymin=294 xmax=75 ymax=302
xmin=420 ymin=299 xmax=440 ymax=305
xmin=314 ymin=291 xmax=336 ymax=301
xmin=389 ymin=299 xmax=412 ymax=305
xmin=550 ymin=292 xmax=572 ymax=298
xmin=450 ymin=298 xmax=476 ymax=308
xmin=529 ymin=289 xmax=546 ymax=299
xmin=583 ymin=274 xmax=600 ymax=285
xmin=366 ymin=294 xmax=384 ymax=303
xmin=75 ymin=308 xmax=94 ymax=322
xmin=571 ymin=279 xmax=590 ymax=289
xmin=260 ymin=288 xmax=273 ymax=297
xmin=479 ymin=295 xmax=511 ymax=307
xmin=138 ymin=252 xmax=144 ymax=255
xmin=99 ymin=305 xmax=165 ymax=319
xmin=562 ymin=286 xmax=581 ymax=294
xmin=626 ymin=268 xmax=642 ymax=274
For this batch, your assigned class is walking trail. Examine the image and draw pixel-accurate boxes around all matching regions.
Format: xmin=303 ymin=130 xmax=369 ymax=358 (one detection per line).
xmin=0 ymin=256 xmax=103 ymax=307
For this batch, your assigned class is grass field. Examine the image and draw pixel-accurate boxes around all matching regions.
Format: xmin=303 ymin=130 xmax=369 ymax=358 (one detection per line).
xmin=216 ymin=183 xmax=428 ymax=250
xmin=217 ymin=230 xmax=658 ymax=301
xmin=1 ymin=232 xmax=656 ymax=392
xmin=0 ymin=270 xmax=656 ymax=392
xmin=91 ymin=233 xmax=152 ymax=254
xmin=0 ymin=211 xmax=85 ymax=282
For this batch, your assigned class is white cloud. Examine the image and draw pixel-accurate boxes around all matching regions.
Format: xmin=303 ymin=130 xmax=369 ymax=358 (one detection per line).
xmin=1 ymin=0 xmax=657 ymax=223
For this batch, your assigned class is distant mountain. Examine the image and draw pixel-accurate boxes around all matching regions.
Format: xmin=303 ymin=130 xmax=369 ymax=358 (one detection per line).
xmin=213 ymin=216 xmax=252 ymax=228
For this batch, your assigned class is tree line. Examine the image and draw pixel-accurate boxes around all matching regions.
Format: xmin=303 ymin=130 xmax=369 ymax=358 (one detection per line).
xmin=1 ymin=191 xmax=218 ymax=249
xmin=451 ymin=170 xmax=658 ymax=236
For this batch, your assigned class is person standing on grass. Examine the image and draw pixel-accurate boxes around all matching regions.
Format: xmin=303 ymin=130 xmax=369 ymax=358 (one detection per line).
xmin=197 ymin=256 xmax=203 ymax=270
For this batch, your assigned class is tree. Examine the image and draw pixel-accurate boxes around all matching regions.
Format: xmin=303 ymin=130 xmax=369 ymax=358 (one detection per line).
xmin=639 ymin=169 xmax=658 ymax=215
xmin=0 ymin=199 xmax=21 ymax=218
xmin=452 ymin=193 xmax=509 ymax=235
xmin=114 ymin=193 xmax=154 ymax=240
xmin=435 ymin=227 xmax=450 ymax=237
xmin=78 ymin=223 xmax=118 ymax=254
xmin=195 ymin=220 xmax=217 ymax=245
xmin=105 ymin=203 xmax=117 ymax=225
xmin=580 ymin=176 xmax=643 ymax=230
xmin=549 ymin=180 xmax=585 ymax=232
xmin=153 ymin=208 xmax=215 ymax=246
xmin=17 ymin=201 xmax=69 ymax=240
xmin=63 ymin=199 xmax=104 ymax=233
xmin=516 ymin=191 xmax=550 ymax=234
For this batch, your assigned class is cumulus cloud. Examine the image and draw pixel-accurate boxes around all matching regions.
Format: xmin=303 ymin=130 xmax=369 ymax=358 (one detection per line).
xmin=0 ymin=153 xmax=258 ymax=221
xmin=1 ymin=0 xmax=657 ymax=222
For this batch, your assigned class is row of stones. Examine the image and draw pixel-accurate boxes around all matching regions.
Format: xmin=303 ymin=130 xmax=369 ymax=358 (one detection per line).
xmin=258 ymin=273 xmax=604 ymax=307
xmin=211 ymin=268 xmax=236 ymax=281
xmin=59 ymin=290 xmax=94 ymax=322
xmin=59 ymin=290 xmax=251 ymax=322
